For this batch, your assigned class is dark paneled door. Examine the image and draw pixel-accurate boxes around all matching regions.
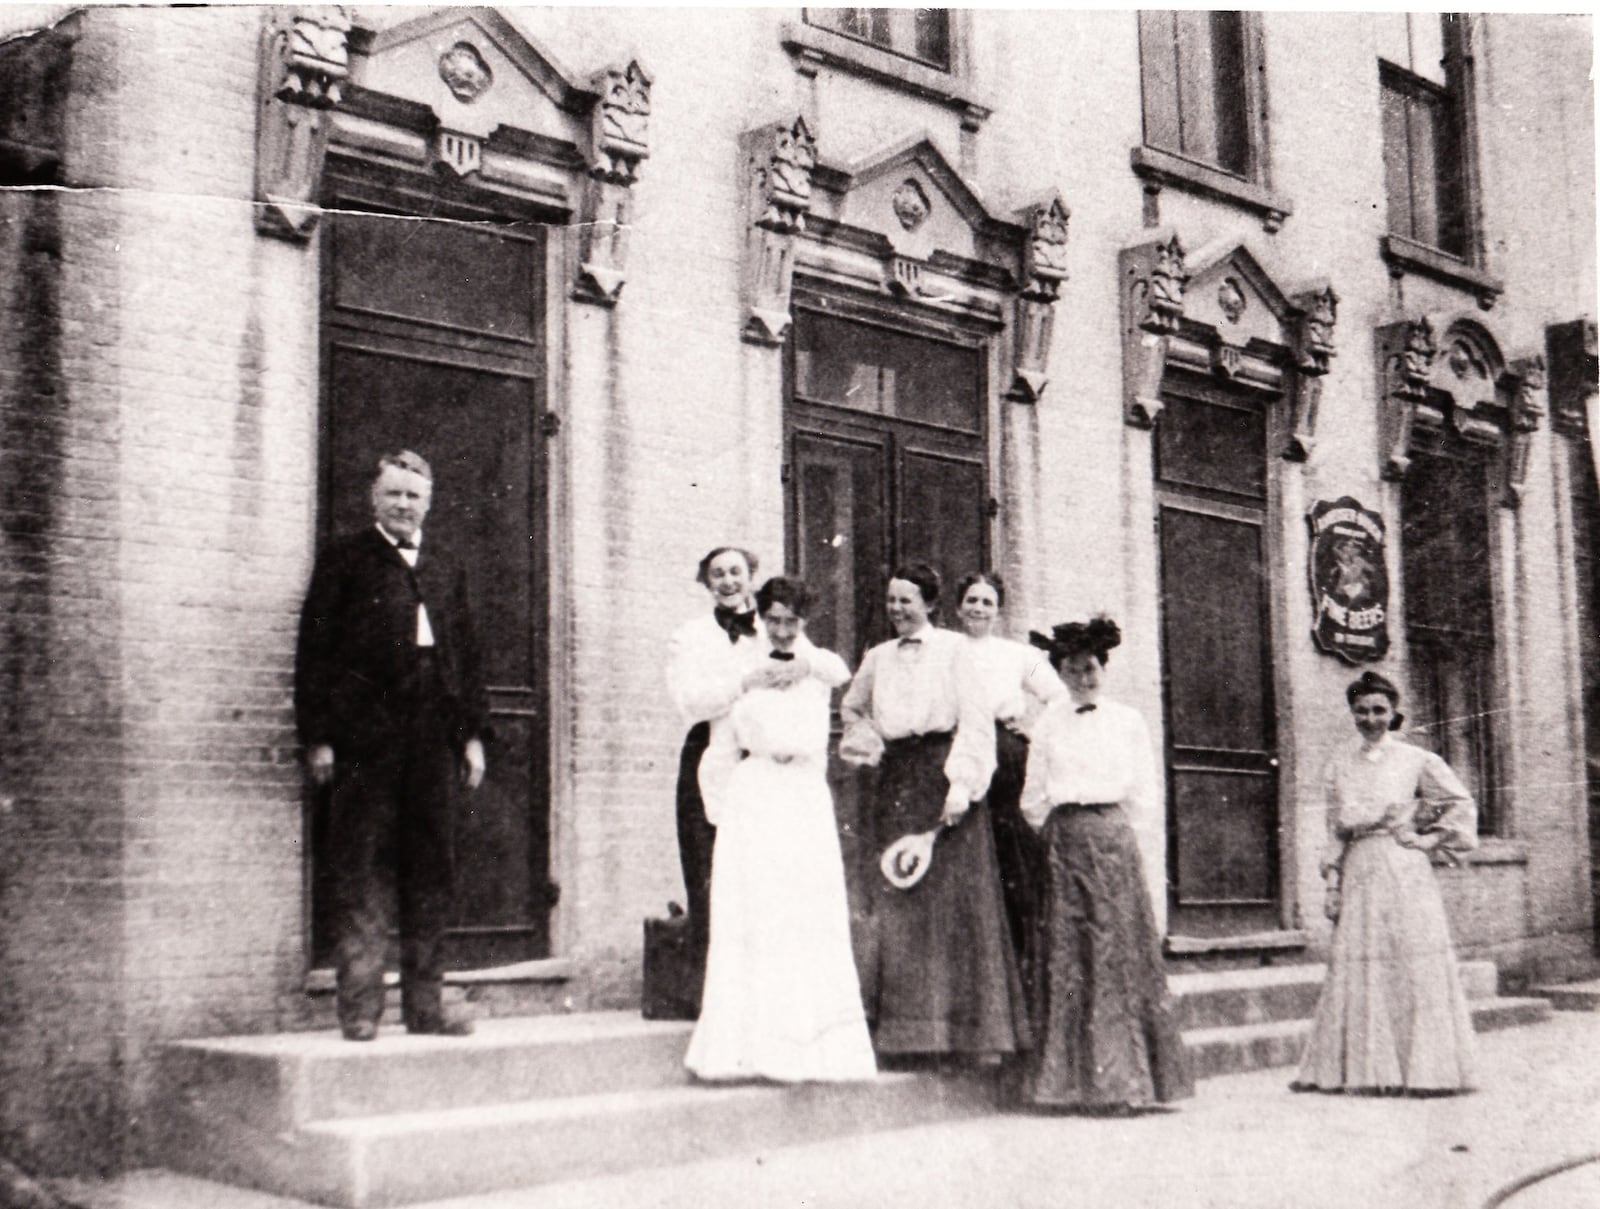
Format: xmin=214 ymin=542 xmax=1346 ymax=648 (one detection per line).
xmin=312 ymin=205 xmax=552 ymax=968
xmin=785 ymin=301 xmax=989 ymax=915
xmin=1155 ymin=382 xmax=1281 ymax=937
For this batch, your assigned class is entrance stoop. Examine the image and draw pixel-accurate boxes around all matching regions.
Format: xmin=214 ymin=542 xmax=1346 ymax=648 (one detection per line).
xmin=148 ymin=961 xmax=1553 ymax=1208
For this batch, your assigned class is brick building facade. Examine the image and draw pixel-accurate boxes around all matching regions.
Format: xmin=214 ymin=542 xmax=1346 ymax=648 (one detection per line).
xmin=0 ymin=4 xmax=1594 ymax=1175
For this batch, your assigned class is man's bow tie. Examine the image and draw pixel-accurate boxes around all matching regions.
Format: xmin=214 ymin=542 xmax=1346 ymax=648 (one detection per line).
xmin=897 ymin=636 xmax=922 ymax=648
xmin=1075 ymin=703 xmax=1097 ymax=714
xmin=769 ymin=650 xmax=795 ymax=662
xmin=714 ymin=605 xmax=757 ymax=643
xmin=394 ymin=537 xmax=416 ymax=550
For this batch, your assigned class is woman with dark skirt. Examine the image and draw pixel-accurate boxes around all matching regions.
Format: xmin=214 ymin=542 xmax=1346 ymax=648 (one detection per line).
xmin=839 ymin=564 xmax=1030 ymax=1063
xmin=665 ymin=546 xmax=773 ymax=1014
xmin=1019 ymin=617 xmax=1194 ymax=1112
xmin=954 ymin=572 xmax=1064 ymax=976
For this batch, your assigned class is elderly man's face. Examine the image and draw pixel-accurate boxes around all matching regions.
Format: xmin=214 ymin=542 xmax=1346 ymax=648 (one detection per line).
xmin=371 ymin=464 xmax=432 ymax=541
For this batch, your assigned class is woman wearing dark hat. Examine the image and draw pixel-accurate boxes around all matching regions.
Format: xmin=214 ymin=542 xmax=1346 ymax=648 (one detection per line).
xmin=1019 ymin=617 xmax=1194 ymax=1112
xmin=953 ymin=572 xmax=1064 ymax=970
xmin=839 ymin=565 xmax=1030 ymax=1062
xmin=1293 ymin=670 xmax=1479 ymax=1094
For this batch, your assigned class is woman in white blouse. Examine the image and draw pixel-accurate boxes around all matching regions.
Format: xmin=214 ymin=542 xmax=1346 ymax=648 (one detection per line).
xmin=840 ymin=565 xmax=1029 ymax=1061
xmin=1019 ymin=617 xmax=1193 ymax=1112
xmin=665 ymin=546 xmax=778 ymax=1014
xmin=1293 ymin=670 xmax=1479 ymax=1094
xmin=955 ymin=572 xmax=1064 ymax=974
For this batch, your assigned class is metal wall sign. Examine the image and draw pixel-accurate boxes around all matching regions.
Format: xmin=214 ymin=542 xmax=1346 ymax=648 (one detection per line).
xmin=1307 ymin=496 xmax=1389 ymax=663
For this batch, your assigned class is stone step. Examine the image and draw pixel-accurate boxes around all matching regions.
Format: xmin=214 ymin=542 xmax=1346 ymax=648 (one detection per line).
xmin=1183 ymin=994 xmax=1551 ymax=1081
xmin=1530 ymin=979 xmax=1600 ymax=1011
xmin=159 ymin=1069 xmax=996 ymax=1209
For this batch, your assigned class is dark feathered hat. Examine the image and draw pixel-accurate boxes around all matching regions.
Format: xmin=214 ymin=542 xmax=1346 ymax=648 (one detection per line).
xmin=1029 ymin=615 xmax=1122 ymax=665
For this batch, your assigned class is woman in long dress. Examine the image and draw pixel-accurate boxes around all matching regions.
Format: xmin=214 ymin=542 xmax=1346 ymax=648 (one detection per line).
xmin=685 ymin=577 xmax=877 ymax=1083
xmin=954 ymin=572 xmax=1064 ymax=973
xmin=665 ymin=546 xmax=769 ymax=1013
xmin=839 ymin=564 xmax=1030 ymax=1061
xmin=1020 ymin=618 xmax=1194 ymax=1112
xmin=1293 ymin=670 xmax=1479 ymax=1095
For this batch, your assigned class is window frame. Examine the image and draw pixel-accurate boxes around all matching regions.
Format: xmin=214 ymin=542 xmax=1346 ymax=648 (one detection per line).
xmin=801 ymin=8 xmax=952 ymax=72
xmin=1377 ymin=14 xmax=1502 ymax=307
xmin=1132 ymin=10 xmax=1293 ymax=232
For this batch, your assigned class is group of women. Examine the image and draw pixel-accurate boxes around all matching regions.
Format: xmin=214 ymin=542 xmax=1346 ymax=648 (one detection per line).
xmin=666 ymin=546 xmax=1482 ymax=1110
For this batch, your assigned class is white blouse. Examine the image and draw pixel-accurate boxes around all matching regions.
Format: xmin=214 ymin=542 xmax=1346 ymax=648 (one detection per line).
xmin=1320 ymin=733 xmax=1478 ymax=876
xmin=839 ymin=624 xmax=996 ymax=801
xmin=1019 ymin=697 xmax=1159 ymax=835
xmin=963 ymin=633 xmax=1063 ymax=731
xmin=665 ymin=610 xmax=769 ymax=727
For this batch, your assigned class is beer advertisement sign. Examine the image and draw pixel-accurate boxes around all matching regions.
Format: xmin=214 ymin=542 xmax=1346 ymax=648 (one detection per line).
xmin=1307 ymin=497 xmax=1389 ymax=663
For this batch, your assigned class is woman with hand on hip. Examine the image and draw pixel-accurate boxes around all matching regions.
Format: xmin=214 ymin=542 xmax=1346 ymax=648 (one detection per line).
xmin=839 ymin=565 xmax=1029 ymax=1063
xmin=953 ymin=572 xmax=1064 ymax=973
xmin=1020 ymin=618 xmax=1193 ymax=1113
xmin=685 ymin=577 xmax=876 ymax=1083
xmin=1293 ymin=670 xmax=1479 ymax=1095
xmin=665 ymin=546 xmax=769 ymax=1013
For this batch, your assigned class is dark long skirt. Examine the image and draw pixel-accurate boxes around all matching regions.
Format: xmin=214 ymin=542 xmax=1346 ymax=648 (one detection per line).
xmin=867 ymin=731 xmax=1031 ymax=1056
xmin=1027 ymin=804 xmax=1193 ymax=1108
xmin=987 ymin=724 xmax=1041 ymax=979
xmin=674 ymin=721 xmax=716 ymax=1013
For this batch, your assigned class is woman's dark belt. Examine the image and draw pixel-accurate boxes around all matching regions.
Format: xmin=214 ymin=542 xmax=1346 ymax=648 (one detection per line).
xmin=883 ymin=729 xmax=955 ymax=750
xmin=1054 ymin=801 xmax=1118 ymax=812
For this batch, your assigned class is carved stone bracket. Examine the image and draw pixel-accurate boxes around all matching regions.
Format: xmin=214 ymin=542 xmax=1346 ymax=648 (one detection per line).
xmin=574 ymin=59 xmax=652 ymax=306
xmin=254 ymin=6 xmax=352 ymax=242
xmin=1505 ymin=354 xmax=1547 ymax=507
xmin=1379 ymin=316 xmax=1439 ymax=481
xmin=740 ymin=116 xmax=817 ymax=346
xmin=1285 ymin=283 xmax=1338 ymax=461
xmin=1120 ymin=232 xmax=1188 ymax=428
xmin=1008 ymin=195 xmax=1070 ymax=402
xmin=1547 ymin=318 xmax=1598 ymax=439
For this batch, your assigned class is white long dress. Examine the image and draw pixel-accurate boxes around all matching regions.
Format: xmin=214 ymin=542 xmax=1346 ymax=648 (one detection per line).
xmin=684 ymin=649 xmax=877 ymax=1083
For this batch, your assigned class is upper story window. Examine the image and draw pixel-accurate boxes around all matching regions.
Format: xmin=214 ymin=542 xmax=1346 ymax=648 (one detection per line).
xmin=1376 ymin=14 xmax=1500 ymax=305
xmin=1379 ymin=14 xmax=1468 ymax=258
xmin=804 ymin=8 xmax=951 ymax=72
xmin=1132 ymin=11 xmax=1291 ymax=232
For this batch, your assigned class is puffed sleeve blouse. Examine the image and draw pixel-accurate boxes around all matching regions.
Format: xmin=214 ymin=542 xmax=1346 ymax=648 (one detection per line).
xmin=1019 ymin=698 xmax=1159 ymax=838
xmin=963 ymin=633 xmax=1064 ymax=732
xmin=665 ymin=611 xmax=768 ymax=726
xmin=839 ymin=625 xmax=997 ymax=801
xmin=1319 ymin=733 xmax=1478 ymax=877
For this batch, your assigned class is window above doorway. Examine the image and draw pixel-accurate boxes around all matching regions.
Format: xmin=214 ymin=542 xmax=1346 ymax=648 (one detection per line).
xmin=1132 ymin=11 xmax=1292 ymax=233
xmin=1377 ymin=14 xmax=1502 ymax=308
xmin=804 ymin=8 xmax=950 ymax=71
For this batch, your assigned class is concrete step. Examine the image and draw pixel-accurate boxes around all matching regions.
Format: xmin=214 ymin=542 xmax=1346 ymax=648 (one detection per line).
xmin=1530 ymin=979 xmax=1600 ymax=1011
xmin=159 ymin=1069 xmax=996 ymax=1209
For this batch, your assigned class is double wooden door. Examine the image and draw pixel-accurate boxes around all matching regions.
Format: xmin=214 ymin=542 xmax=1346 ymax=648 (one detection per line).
xmin=310 ymin=193 xmax=554 ymax=968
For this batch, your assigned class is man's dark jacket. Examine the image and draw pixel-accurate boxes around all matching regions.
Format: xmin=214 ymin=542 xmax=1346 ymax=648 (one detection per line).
xmin=295 ymin=527 xmax=489 ymax=757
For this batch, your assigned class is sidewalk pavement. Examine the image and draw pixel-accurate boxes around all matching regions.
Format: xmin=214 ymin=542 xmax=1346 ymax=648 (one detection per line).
xmin=64 ymin=1010 xmax=1600 ymax=1209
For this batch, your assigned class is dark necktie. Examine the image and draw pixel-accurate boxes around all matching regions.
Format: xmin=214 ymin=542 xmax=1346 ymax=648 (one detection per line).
xmin=1075 ymin=703 xmax=1097 ymax=714
xmin=714 ymin=605 xmax=757 ymax=643
xmin=394 ymin=537 xmax=416 ymax=551
xmin=769 ymin=650 xmax=795 ymax=662
xmin=897 ymin=636 xmax=922 ymax=649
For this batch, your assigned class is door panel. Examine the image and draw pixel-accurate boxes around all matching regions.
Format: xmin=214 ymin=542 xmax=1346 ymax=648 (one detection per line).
xmin=315 ymin=209 xmax=551 ymax=969
xmin=792 ymin=428 xmax=890 ymax=664
xmin=900 ymin=448 xmax=986 ymax=607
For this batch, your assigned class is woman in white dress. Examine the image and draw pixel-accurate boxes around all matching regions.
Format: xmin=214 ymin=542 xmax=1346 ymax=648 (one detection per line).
xmin=1293 ymin=670 xmax=1479 ymax=1095
xmin=954 ymin=572 xmax=1064 ymax=970
xmin=685 ymin=577 xmax=877 ymax=1083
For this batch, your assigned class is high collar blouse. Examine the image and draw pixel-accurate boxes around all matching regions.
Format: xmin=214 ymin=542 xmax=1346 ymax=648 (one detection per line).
xmin=1019 ymin=697 xmax=1158 ymax=833
xmin=840 ymin=624 xmax=996 ymax=801
xmin=666 ymin=609 xmax=769 ymax=726
xmin=1320 ymin=732 xmax=1478 ymax=875
xmin=962 ymin=633 xmax=1064 ymax=730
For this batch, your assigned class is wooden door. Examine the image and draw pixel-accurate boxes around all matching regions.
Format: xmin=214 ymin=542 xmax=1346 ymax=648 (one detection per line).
xmin=311 ymin=203 xmax=553 ymax=968
xmin=1155 ymin=381 xmax=1281 ymax=937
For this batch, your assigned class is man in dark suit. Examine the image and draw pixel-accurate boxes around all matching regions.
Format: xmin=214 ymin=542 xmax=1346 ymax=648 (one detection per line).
xmin=295 ymin=449 xmax=488 ymax=1041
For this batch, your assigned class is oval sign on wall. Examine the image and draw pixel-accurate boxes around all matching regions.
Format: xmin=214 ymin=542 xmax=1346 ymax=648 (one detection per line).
xmin=1307 ymin=496 xmax=1390 ymax=664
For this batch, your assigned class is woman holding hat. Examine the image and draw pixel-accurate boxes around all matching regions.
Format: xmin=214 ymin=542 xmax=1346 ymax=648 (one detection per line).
xmin=1293 ymin=670 xmax=1479 ymax=1095
xmin=685 ymin=577 xmax=876 ymax=1083
xmin=839 ymin=565 xmax=1030 ymax=1062
xmin=1019 ymin=617 xmax=1193 ymax=1112
xmin=953 ymin=572 xmax=1064 ymax=971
